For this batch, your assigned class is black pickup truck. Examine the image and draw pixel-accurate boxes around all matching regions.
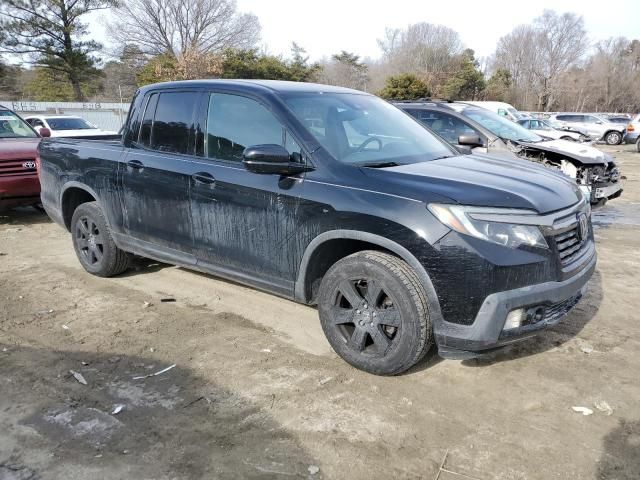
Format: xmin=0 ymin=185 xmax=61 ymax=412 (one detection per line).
xmin=39 ymin=80 xmax=596 ymax=375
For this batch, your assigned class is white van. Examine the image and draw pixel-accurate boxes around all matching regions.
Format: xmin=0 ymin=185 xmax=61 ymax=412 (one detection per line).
xmin=462 ymin=101 xmax=524 ymax=122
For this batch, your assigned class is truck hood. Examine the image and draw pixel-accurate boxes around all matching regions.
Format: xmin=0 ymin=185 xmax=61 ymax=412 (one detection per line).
xmin=517 ymin=139 xmax=612 ymax=165
xmin=0 ymin=137 xmax=41 ymax=159
xmin=365 ymin=153 xmax=582 ymax=214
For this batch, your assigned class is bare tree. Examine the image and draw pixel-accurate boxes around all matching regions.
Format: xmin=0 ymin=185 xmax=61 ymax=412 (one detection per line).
xmin=378 ymin=23 xmax=463 ymax=83
xmin=316 ymin=51 xmax=369 ymax=91
xmin=109 ymin=0 xmax=260 ymax=59
xmin=491 ymin=10 xmax=588 ymax=110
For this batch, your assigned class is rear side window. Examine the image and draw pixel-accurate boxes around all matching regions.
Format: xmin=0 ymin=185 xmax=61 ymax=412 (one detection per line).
xmin=410 ymin=110 xmax=479 ymax=144
xmin=138 ymin=93 xmax=158 ymax=147
xmin=149 ymin=92 xmax=197 ymax=154
xmin=206 ymin=93 xmax=284 ymax=162
xmin=556 ymin=115 xmax=581 ymax=122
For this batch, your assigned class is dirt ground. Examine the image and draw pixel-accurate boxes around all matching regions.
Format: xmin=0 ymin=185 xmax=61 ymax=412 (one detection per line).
xmin=1 ymin=145 xmax=639 ymax=480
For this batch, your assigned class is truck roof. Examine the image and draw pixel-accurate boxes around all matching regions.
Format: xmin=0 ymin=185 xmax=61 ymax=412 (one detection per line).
xmin=138 ymin=79 xmax=368 ymax=96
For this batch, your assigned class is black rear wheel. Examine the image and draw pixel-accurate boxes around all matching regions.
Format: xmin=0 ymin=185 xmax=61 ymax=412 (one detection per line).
xmin=71 ymin=201 xmax=131 ymax=277
xmin=318 ymin=251 xmax=432 ymax=375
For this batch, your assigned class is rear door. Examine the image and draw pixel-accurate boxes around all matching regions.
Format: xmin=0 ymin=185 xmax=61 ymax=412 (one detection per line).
xmin=189 ymin=92 xmax=307 ymax=294
xmin=120 ymin=90 xmax=200 ymax=253
xmin=582 ymin=115 xmax=606 ymax=138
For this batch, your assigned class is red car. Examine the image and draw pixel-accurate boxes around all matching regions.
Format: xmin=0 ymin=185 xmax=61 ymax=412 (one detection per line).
xmin=0 ymin=106 xmax=50 ymax=210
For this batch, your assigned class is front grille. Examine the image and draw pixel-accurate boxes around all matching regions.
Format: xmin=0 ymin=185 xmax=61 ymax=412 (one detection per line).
xmin=0 ymin=158 xmax=37 ymax=178
xmin=554 ymin=225 xmax=587 ymax=265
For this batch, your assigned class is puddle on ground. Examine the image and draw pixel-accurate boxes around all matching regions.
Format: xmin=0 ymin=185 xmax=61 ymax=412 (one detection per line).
xmin=592 ymin=203 xmax=640 ymax=229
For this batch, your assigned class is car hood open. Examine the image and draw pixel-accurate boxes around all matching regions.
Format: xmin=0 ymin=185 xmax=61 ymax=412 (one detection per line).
xmin=363 ymin=153 xmax=582 ymax=214
xmin=517 ymin=139 xmax=611 ymax=165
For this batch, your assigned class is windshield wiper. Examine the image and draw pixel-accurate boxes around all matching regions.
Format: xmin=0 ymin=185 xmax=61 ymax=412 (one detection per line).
xmin=360 ymin=161 xmax=400 ymax=168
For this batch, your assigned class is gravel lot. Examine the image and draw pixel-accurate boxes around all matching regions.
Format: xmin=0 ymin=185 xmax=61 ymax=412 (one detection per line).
xmin=1 ymin=144 xmax=639 ymax=480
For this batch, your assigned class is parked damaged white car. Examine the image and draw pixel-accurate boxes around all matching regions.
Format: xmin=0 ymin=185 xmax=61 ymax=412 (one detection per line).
xmin=517 ymin=118 xmax=589 ymax=142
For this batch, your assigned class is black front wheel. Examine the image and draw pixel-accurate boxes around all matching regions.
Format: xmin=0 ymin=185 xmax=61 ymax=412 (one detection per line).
xmin=318 ymin=251 xmax=432 ymax=375
xmin=71 ymin=201 xmax=131 ymax=277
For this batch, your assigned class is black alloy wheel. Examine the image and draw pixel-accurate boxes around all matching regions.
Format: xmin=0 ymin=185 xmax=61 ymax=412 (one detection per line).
xmin=318 ymin=250 xmax=432 ymax=375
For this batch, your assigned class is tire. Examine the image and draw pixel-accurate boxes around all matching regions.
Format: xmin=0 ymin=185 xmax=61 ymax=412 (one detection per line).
xmin=604 ymin=131 xmax=622 ymax=145
xmin=560 ymin=136 xmax=576 ymax=142
xmin=636 ymin=138 xmax=640 ymax=153
xmin=317 ymin=250 xmax=432 ymax=375
xmin=70 ymin=201 xmax=131 ymax=277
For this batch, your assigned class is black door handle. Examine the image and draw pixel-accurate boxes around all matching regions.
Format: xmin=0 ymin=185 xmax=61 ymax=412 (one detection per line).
xmin=127 ymin=159 xmax=144 ymax=169
xmin=192 ymin=172 xmax=216 ymax=185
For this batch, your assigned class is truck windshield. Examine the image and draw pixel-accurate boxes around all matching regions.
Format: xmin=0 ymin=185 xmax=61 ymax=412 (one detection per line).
xmin=463 ymin=108 xmax=543 ymax=143
xmin=283 ymin=92 xmax=455 ymax=166
xmin=0 ymin=110 xmax=38 ymax=138
xmin=47 ymin=117 xmax=94 ymax=130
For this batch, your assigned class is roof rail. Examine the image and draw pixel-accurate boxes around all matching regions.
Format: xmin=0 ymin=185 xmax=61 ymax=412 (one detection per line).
xmin=392 ymin=97 xmax=452 ymax=103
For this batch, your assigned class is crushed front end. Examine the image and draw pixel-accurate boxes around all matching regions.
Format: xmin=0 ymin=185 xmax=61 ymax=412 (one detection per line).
xmin=512 ymin=142 xmax=623 ymax=204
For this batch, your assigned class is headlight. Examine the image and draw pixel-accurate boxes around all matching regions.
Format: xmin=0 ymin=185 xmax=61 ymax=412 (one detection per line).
xmin=428 ymin=204 xmax=548 ymax=249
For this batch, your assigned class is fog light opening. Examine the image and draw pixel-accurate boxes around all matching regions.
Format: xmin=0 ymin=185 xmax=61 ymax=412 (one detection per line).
xmin=504 ymin=308 xmax=525 ymax=330
xmin=525 ymin=306 xmax=546 ymax=326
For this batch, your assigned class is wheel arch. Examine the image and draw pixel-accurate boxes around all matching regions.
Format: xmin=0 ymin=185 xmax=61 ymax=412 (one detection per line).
xmin=294 ymin=230 xmax=444 ymax=322
xmin=60 ymin=182 xmax=101 ymax=231
xmin=604 ymin=129 xmax=623 ymax=143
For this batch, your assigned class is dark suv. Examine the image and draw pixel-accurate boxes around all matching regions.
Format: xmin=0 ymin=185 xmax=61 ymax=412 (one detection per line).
xmin=39 ymin=81 xmax=596 ymax=375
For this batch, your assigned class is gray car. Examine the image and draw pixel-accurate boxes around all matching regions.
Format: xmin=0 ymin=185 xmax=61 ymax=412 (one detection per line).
xmin=548 ymin=113 xmax=626 ymax=145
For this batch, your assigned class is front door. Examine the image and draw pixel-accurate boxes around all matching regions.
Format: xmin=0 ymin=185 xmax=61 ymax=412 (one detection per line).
xmin=120 ymin=90 xmax=199 ymax=253
xmin=189 ymin=92 xmax=307 ymax=294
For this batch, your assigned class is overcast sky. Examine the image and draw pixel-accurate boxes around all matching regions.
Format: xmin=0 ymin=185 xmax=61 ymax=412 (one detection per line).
xmin=92 ymin=0 xmax=640 ymax=61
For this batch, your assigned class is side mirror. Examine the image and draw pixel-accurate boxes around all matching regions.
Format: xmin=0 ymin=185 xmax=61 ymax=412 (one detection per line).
xmin=243 ymin=144 xmax=313 ymax=175
xmin=457 ymin=135 xmax=484 ymax=148
xmin=39 ymin=127 xmax=51 ymax=138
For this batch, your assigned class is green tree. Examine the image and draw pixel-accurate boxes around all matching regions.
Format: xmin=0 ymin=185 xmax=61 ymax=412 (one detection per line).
xmin=484 ymin=68 xmax=512 ymax=101
xmin=439 ymin=49 xmax=486 ymax=100
xmin=22 ymin=65 xmax=102 ymax=101
xmin=378 ymin=73 xmax=431 ymax=100
xmin=221 ymin=48 xmax=320 ymax=81
xmin=136 ymin=54 xmax=182 ymax=86
xmin=287 ymin=42 xmax=321 ymax=82
xmin=0 ymin=59 xmax=22 ymax=99
xmin=0 ymin=0 xmax=115 ymax=101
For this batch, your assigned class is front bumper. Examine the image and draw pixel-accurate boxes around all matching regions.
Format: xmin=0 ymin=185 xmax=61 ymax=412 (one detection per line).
xmin=579 ymin=182 xmax=623 ymax=203
xmin=623 ymin=131 xmax=639 ymax=144
xmin=0 ymin=176 xmax=41 ymax=210
xmin=435 ymin=251 xmax=596 ymax=359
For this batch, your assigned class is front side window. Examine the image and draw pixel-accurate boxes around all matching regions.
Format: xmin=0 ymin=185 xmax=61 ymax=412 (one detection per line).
xmin=147 ymin=91 xmax=197 ymax=154
xmin=46 ymin=117 xmax=93 ymax=130
xmin=206 ymin=93 xmax=285 ymax=162
xmin=26 ymin=118 xmax=44 ymax=127
xmin=284 ymin=93 xmax=454 ymax=166
xmin=0 ymin=110 xmax=38 ymax=138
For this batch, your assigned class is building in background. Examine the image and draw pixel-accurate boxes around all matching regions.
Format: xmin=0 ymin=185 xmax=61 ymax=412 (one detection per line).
xmin=0 ymin=101 xmax=129 ymax=132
